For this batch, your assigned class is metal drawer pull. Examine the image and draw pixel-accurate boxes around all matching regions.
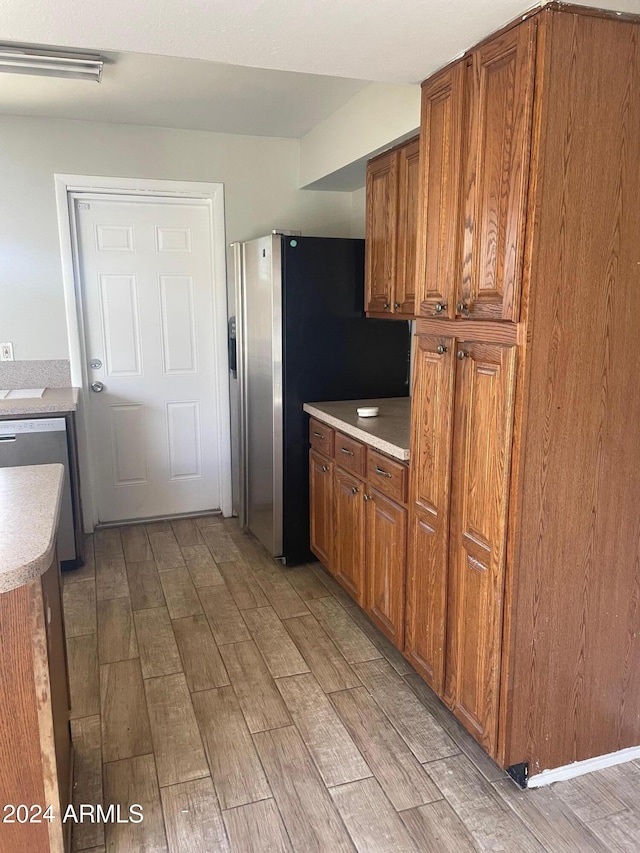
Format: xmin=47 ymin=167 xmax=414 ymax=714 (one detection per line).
xmin=340 ymin=448 xmax=354 ymax=456
xmin=351 ymin=486 xmax=359 ymax=495
xmin=313 ymin=431 xmax=324 ymax=438
xmin=374 ymin=466 xmax=392 ymax=478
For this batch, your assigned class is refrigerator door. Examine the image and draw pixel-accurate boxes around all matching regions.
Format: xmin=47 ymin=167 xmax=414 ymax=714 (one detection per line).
xmin=242 ymin=235 xmax=283 ymax=555
xmin=227 ymin=242 xmax=244 ymax=522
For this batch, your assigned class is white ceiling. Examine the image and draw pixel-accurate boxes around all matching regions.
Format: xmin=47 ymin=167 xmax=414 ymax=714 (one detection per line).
xmin=0 ymin=51 xmax=368 ymax=137
xmin=2 ymin=0 xmax=638 ymax=86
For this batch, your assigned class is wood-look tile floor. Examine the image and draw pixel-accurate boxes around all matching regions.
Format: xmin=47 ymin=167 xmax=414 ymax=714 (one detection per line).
xmin=63 ymin=516 xmax=640 ymax=853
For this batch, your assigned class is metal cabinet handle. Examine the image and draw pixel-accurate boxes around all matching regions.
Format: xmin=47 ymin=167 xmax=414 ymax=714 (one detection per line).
xmin=351 ymin=486 xmax=359 ymax=495
xmin=433 ymin=302 xmax=446 ymax=314
xmin=456 ymin=301 xmax=470 ymax=314
xmin=436 ymin=345 xmax=447 ymax=355
xmin=457 ymin=350 xmax=469 ymax=360
xmin=364 ymin=493 xmax=373 ymax=502
xmin=374 ymin=466 xmax=392 ymax=478
xmin=340 ymin=448 xmax=354 ymax=456
xmin=393 ymin=302 xmax=401 ymax=309
xmin=321 ymin=465 xmax=329 ymax=473
xmin=383 ymin=302 xmax=390 ymax=310
xmin=313 ymin=431 xmax=324 ymax=439
xmin=91 ymin=381 xmax=104 ymax=393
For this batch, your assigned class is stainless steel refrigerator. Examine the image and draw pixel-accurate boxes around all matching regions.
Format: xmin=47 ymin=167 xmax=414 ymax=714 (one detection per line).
xmin=228 ymin=233 xmax=411 ymax=565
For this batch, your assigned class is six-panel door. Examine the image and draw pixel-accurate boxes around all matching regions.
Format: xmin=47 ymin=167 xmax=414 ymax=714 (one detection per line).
xmin=309 ymin=450 xmax=334 ymax=571
xmin=333 ymin=468 xmax=366 ymax=604
xmin=459 ymin=20 xmax=536 ymax=321
xmin=445 ymin=341 xmax=517 ymax=754
xmin=415 ymin=62 xmax=465 ymax=319
xmin=365 ymin=150 xmax=398 ymax=315
xmin=366 ymin=488 xmax=407 ymax=647
xmin=405 ymin=336 xmax=456 ymax=692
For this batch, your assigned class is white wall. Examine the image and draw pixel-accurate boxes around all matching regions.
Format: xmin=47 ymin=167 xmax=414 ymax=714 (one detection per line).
xmin=0 ymin=115 xmax=355 ymax=361
xmin=350 ymin=187 xmax=366 ymax=238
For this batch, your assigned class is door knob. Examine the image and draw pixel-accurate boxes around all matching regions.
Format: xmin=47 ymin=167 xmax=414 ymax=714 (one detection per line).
xmin=91 ymin=381 xmax=105 ymax=393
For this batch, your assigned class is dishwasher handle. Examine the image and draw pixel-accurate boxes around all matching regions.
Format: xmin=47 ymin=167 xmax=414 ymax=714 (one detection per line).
xmin=0 ymin=435 xmax=17 ymax=442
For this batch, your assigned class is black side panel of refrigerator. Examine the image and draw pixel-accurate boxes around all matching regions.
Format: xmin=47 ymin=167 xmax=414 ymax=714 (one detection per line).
xmin=281 ymin=236 xmax=411 ymax=565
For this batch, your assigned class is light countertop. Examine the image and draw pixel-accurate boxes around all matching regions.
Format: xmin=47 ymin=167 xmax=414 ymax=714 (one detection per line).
xmin=0 ymin=465 xmax=64 ymax=593
xmin=303 ymin=398 xmax=411 ymax=461
xmin=0 ymin=386 xmax=79 ymax=417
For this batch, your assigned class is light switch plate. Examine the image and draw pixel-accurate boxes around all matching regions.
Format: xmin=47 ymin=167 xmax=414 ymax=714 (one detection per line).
xmin=0 ymin=343 xmax=14 ymax=361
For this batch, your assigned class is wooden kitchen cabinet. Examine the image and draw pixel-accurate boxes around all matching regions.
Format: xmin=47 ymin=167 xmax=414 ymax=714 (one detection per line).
xmin=365 ymin=137 xmax=419 ymax=318
xmin=365 ymin=488 xmax=407 ymax=648
xmin=445 ymin=341 xmax=517 ymax=753
xmin=405 ymin=335 xmax=455 ymax=693
xmin=415 ymin=21 xmax=535 ymax=322
xmin=333 ymin=467 xmax=366 ymax=604
xmin=309 ymin=450 xmax=334 ymax=571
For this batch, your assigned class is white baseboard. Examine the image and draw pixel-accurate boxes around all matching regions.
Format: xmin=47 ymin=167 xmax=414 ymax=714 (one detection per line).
xmin=528 ymin=745 xmax=640 ymax=787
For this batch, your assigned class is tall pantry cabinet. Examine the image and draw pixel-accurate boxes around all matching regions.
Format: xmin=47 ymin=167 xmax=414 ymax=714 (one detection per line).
xmin=408 ymin=4 xmax=640 ymax=780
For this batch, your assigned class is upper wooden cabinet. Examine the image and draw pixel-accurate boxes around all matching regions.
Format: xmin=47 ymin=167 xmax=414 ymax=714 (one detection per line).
xmin=415 ymin=21 xmax=536 ymax=322
xmin=415 ymin=64 xmax=465 ymax=319
xmin=460 ymin=22 xmax=536 ymax=321
xmin=365 ymin=137 xmax=419 ymax=318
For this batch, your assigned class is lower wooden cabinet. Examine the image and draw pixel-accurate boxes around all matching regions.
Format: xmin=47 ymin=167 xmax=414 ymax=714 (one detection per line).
xmin=309 ymin=450 xmax=334 ymax=571
xmin=333 ymin=468 xmax=366 ymax=604
xmin=365 ymin=488 xmax=407 ymax=647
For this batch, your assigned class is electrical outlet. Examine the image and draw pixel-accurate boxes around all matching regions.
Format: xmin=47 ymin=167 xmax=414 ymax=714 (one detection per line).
xmin=0 ymin=342 xmax=14 ymax=361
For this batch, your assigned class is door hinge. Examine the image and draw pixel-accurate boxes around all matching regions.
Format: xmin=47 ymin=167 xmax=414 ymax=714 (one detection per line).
xmin=507 ymin=761 xmax=529 ymax=789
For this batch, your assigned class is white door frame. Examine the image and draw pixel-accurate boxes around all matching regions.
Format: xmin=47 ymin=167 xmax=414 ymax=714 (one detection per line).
xmin=54 ymin=174 xmax=232 ymax=531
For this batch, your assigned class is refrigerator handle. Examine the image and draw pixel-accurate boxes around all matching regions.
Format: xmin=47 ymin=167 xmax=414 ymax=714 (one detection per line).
xmin=236 ymin=243 xmax=248 ymax=530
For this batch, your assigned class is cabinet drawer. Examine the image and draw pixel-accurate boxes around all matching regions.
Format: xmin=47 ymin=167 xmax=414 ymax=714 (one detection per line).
xmin=309 ymin=418 xmax=334 ymax=456
xmin=335 ymin=432 xmax=366 ymax=477
xmin=366 ymin=450 xmax=407 ymax=503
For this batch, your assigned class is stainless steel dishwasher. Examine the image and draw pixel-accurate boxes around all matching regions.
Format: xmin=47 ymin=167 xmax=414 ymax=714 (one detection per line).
xmin=0 ymin=418 xmax=76 ymax=566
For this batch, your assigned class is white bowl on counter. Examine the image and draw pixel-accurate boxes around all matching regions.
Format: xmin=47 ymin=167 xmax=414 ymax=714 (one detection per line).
xmin=357 ymin=406 xmax=379 ymax=418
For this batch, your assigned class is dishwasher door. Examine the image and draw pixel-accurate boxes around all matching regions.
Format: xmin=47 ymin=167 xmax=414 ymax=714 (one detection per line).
xmin=0 ymin=418 xmax=76 ymax=565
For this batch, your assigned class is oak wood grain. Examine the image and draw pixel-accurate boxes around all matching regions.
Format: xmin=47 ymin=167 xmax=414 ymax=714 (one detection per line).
xmin=365 ymin=148 xmax=398 ymax=316
xmin=97 ymin=597 xmax=138 ymax=663
xmin=330 ymin=777 xmax=420 ymax=853
xmin=333 ymin=468 xmax=366 ymax=604
xmin=172 ymin=614 xmax=230 ymax=692
xmin=126 ymin=560 xmax=166 ymax=611
xmin=254 ymin=725 xmax=357 ymax=853
xmin=134 ymin=607 xmax=183 ymax=679
xmin=103 ymin=754 xmax=168 ymax=852
xmin=309 ymin=451 xmax=335 ymax=570
xmin=192 ymin=686 xmax=271 ymax=810
xmin=330 ymin=687 xmax=441 ymax=811
xmin=219 ymin=640 xmax=292 ymax=732
xmin=394 ymin=136 xmax=420 ymax=317
xmin=100 ymin=659 xmax=152 ymax=763
xmin=283 ymin=614 xmax=360 ymax=693
xmin=158 ymin=566 xmax=203 ymax=619
xmin=67 ymin=633 xmax=100 ymax=719
xmin=223 ymin=799 xmax=292 ymax=853
xmin=144 ymin=672 xmax=208 ymax=787
xmin=276 ymin=673 xmax=371 ymax=787
xmin=198 ymin=585 xmax=252 ymax=646
xmin=161 ymin=777 xmax=228 ymax=853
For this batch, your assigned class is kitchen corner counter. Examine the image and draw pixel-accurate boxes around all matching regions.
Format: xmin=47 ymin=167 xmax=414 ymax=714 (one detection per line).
xmin=0 ymin=386 xmax=79 ymax=417
xmin=304 ymin=398 xmax=411 ymax=461
xmin=0 ymin=464 xmax=64 ymax=593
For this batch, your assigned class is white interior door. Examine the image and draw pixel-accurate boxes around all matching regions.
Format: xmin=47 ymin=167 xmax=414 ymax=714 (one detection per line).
xmin=74 ymin=195 xmax=227 ymax=523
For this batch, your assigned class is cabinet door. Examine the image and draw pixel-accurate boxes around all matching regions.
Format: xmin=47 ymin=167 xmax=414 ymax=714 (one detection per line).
xmin=405 ymin=335 xmax=456 ymax=692
xmin=334 ymin=468 xmax=366 ymax=604
xmin=445 ymin=341 xmax=516 ymax=754
xmin=309 ymin=450 xmax=334 ymax=571
xmin=365 ymin=150 xmax=398 ymax=315
xmin=366 ymin=489 xmax=407 ymax=648
xmin=460 ymin=21 xmax=536 ymax=321
xmin=415 ymin=62 xmax=465 ymax=319
xmin=394 ymin=138 xmax=420 ymax=317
